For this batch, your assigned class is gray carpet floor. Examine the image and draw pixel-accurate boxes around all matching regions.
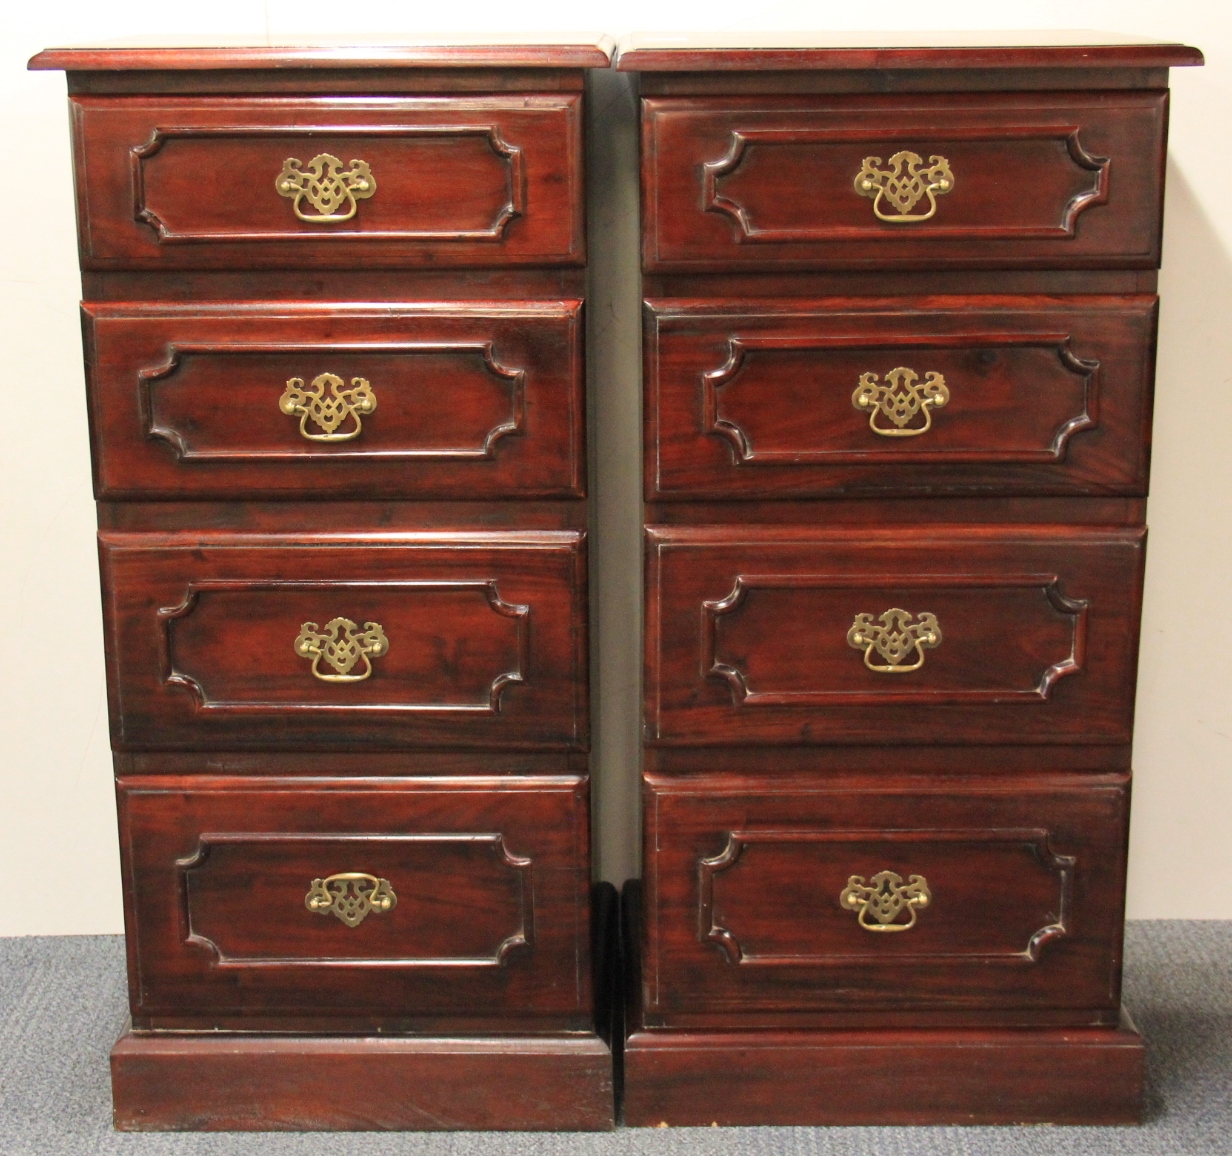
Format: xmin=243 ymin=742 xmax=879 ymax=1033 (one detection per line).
xmin=1 ymin=922 xmax=1228 ymax=1154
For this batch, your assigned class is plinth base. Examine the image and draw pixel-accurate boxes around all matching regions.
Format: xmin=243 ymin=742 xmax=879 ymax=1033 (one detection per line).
xmin=623 ymin=1016 xmax=1144 ymax=1126
xmin=112 ymin=1030 xmax=615 ymax=1131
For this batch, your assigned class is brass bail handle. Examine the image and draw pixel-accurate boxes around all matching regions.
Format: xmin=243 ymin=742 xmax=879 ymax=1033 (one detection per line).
xmin=280 ymin=373 xmax=377 ymax=442
xmin=848 ymin=609 xmax=941 ymax=673
xmin=840 ymin=870 xmax=932 ymax=932
xmin=852 ymin=368 xmax=949 ymax=437
xmin=854 ymin=150 xmax=954 ymax=223
xmin=305 ymin=873 xmax=397 ymax=927
xmin=276 ymin=153 xmax=376 ymax=223
xmin=294 ymin=617 xmax=389 ymax=682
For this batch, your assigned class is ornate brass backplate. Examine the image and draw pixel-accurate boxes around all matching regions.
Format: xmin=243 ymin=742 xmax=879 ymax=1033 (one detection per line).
xmin=305 ymin=873 xmax=397 ymax=927
xmin=854 ymin=151 xmax=954 ymax=222
xmin=294 ymin=617 xmax=389 ymax=682
xmin=279 ymin=373 xmax=377 ymax=442
xmin=848 ymin=608 xmax=942 ymax=673
xmin=275 ymin=153 xmax=376 ymax=223
xmin=840 ymin=870 xmax=932 ymax=932
xmin=852 ymin=367 xmax=950 ymax=437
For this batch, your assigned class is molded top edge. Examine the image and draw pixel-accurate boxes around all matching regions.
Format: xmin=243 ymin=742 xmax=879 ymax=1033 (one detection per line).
xmin=29 ymin=34 xmax=614 ymax=72
xmin=614 ymin=31 xmax=1203 ymax=71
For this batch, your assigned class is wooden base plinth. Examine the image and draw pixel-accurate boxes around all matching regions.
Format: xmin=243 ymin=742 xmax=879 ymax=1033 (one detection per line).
xmin=623 ymin=1017 xmax=1144 ymax=1126
xmin=112 ymin=1030 xmax=615 ymax=1131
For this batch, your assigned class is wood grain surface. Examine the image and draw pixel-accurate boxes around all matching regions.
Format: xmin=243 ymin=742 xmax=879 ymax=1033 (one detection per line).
xmin=84 ymin=300 xmax=584 ymax=500
xmin=640 ymin=771 xmax=1129 ymax=1026
xmin=99 ymin=530 xmax=587 ymax=750
xmin=116 ymin=774 xmax=592 ymax=1026
xmin=71 ymin=94 xmax=584 ymax=269
xmin=112 ymin=1029 xmax=615 ymax=1131
xmin=646 ymin=295 xmax=1157 ymax=499
xmin=646 ymin=523 xmax=1145 ymax=746
xmin=642 ymin=92 xmax=1168 ymax=271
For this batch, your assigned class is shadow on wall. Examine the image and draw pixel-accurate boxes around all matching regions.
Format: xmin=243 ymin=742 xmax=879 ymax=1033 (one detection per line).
xmin=586 ymin=69 xmax=643 ymax=887
xmin=1130 ymin=157 xmax=1232 ymax=917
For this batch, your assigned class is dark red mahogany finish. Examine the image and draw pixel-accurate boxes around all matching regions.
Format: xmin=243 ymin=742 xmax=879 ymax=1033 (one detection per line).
xmin=647 ymin=296 xmax=1158 ymax=499
xmin=32 ymin=40 xmax=612 ymax=1131
xmin=100 ymin=531 xmax=587 ymax=750
xmin=69 ymin=94 xmax=584 ymax=270
xmin=118 ymin=775 xmax=591 ymax=1025
xmin=646 ymin=524 xmax=1145 ymax=746
xmin=84 ymin=301 xmax=584 ymax=499
xmin=641 ymin=773 xmax=1130 ymax=1025
xmin=618 ymin=34 xmax=1201 ymax=1127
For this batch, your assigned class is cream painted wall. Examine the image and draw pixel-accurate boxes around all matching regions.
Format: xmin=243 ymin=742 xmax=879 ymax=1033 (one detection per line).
xmin=2 ymin=1 xmax=1229 ymax=935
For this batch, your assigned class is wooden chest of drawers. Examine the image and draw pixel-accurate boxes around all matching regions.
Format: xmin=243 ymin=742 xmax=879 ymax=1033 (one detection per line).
xmin=31 ymin=39 xmax=614 ymax=1132
xmin=619 ymin=34 xmax=1201 ymax=1127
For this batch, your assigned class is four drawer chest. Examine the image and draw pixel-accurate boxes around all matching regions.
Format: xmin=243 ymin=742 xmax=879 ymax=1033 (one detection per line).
xmin=30 ymin=38 xmax=615 ymax=1132
xmin=617 ymin=33 xmax=1201 ymax=1126
xmin=30 ymin=31 xmax=1204 ymax=1131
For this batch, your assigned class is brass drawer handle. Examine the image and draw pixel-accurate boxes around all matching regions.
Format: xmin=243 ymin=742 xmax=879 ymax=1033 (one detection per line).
xmin=294 ymin=617 xmax=389 ymax=682
xmin=306 ymin=873 xmax=397 ymax=927
xmin=854 ymin=150 xmax=954 ymax=222
xmin=841 ymin=870 xmax=931 ymax=932
xmin=279 ymin=373 xmax=377 ymax=442
xmin=848 ymin=609 xmax=941 ymax=673
xmin=276 ymin=153 xmax=376 ymax=223
xmin=852 ymin=368 xmax=949 ymax=437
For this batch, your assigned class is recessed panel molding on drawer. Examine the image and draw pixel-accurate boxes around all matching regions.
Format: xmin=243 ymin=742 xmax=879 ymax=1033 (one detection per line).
xmin=642 ymin=91 xmax=1167 ymax=270
xmin=162 ymin=578 xmax=527 ymax=711
xmin=71 ymin=94 xmax=583 ymax=268
xmin=182 ymin=833 xmax=531 ymax=965
xmin=646 ymin=296 xmax=1157 ymax=498
xmin=118 ymin=774 xmax=590 ymax=1021
xmin=100 ymin=531 xmax=587 ymax=749
xmin=701 ymin=829 xmax=1071 ymax=965
xmin=84 ymin=302 xmax=584 ymax=499
xmin=706 ymin=573 xmax=1086 ymax=705
xmin=642 ymin=774 xmax=1129 ymax=1022
xmin=646 ymin=524 xmax=1144 ymax=746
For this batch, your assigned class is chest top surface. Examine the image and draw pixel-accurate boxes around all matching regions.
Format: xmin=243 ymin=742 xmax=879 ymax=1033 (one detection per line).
xmin=29 ymin=35 xmax=614 ymax=72
xmin=614 ymin=31 xmax=1201 ymax=72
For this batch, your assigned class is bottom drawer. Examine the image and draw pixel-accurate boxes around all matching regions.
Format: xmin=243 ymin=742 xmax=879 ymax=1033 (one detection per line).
xmin=118 ymin=774 xmax=591 ymax=1029
xmin=643 ymin=773 xmax=1128 ymax=1027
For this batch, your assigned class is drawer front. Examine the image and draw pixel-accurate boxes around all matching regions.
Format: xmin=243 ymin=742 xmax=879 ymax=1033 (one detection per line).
xmin=72 ymin=95 xmax=582 ymax=268
xmin=647 ymin=525 xmax=1143 ymax=746
xmin=647 ymin=296 xmax=1157 ymax=499
xmin=643 ymin=92 xmax=1166 ymax=271
xmin=100 ymin=532 xmax=586 ymax=749
xmin=643 ymin=775 xmax=1128 ymax=1023
xmin=84 ymin=302 xmax=583 ymax=500
xmin=118 ymin=775 xmax=590 ymax=1023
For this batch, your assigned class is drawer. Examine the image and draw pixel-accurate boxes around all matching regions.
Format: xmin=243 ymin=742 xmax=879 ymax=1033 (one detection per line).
xmin=646 ymin=524 xmax=1143 ymax=746
xmin=647 ymin=296 xmax=1157 ymax=499
xmin=642 ymin=774 xmax=1128 ymax=1025
xmin=100 ymin=531 xmax=586 ymax=749
xmin=71 ymin=94 xmax=582 ymax=269
xmin=642 ymin=91 xmax=1167 ymax=271
xmin=84 ymin=301 xmax=583 ymax=500
xmin=117 ymin=774 xmax=591 ymax=1025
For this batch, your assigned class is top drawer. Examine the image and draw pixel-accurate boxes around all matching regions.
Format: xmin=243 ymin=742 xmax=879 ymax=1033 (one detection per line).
xmin=71 ymin=95 xmax=583 ymax=269
xmin=642 ymin=91 xmax=1167 ymax=272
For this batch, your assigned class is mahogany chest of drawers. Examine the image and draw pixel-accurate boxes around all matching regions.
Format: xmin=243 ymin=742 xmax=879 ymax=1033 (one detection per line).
xmin=618 ymin=34 xmax=1201 ymax=1126
xmin=31 ymin=38 xmax=614 ymax=1132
